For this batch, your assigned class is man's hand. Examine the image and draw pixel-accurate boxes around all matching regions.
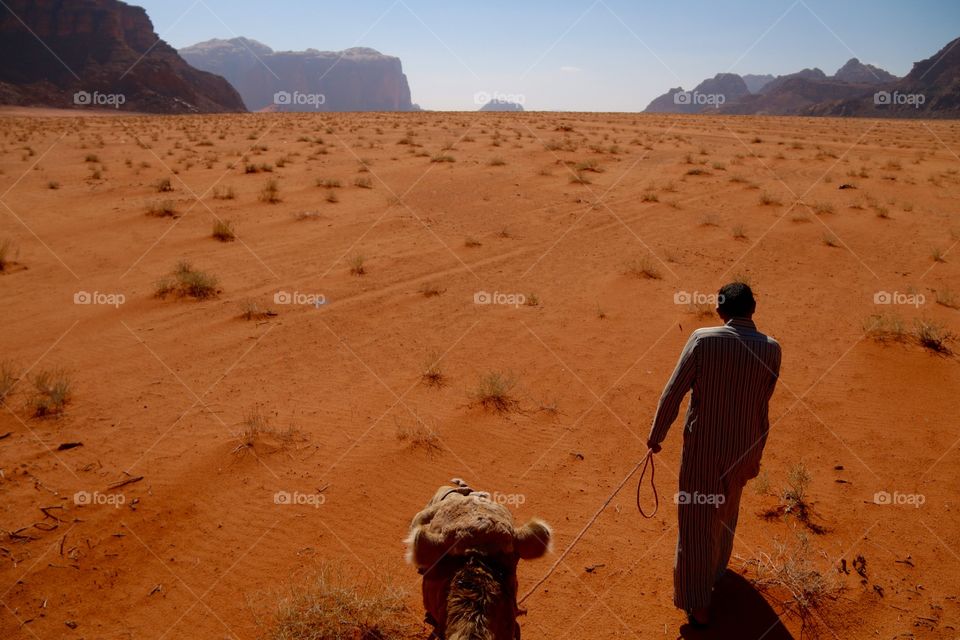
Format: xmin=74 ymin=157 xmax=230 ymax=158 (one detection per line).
xmin=646 ymin=440 xmax=662 ymax=454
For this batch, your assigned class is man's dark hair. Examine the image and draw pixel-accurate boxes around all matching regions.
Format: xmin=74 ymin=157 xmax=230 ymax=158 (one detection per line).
xmin=717 ymin=282 xmax=756 ymax=317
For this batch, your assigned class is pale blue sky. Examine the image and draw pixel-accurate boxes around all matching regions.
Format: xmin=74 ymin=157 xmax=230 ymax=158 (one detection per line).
xmin=137 ymin=0 xmax=960 ymax=111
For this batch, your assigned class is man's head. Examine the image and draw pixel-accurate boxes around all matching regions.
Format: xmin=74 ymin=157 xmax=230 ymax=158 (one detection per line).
xmin=716 ymin=282 xmax=756 ymax=321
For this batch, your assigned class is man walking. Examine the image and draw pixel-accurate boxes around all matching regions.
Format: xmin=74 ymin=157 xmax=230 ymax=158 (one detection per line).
xmin=646 ymin=282 xmax=781 ymax=627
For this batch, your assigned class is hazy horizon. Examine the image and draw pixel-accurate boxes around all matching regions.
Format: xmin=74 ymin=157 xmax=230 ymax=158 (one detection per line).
xmin=134 ymin=0 xmax=960 ymax=111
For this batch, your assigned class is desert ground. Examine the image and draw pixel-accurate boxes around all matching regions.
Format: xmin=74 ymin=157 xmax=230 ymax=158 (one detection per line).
xmin=0 ymin=108 xmax=958 ymax=639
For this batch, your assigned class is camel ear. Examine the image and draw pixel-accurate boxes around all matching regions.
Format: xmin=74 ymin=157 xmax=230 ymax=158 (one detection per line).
xmin=406 ymin=526 xmax=448 ymax=567
xmin=515 ymin=519 xmax=552 ymax=559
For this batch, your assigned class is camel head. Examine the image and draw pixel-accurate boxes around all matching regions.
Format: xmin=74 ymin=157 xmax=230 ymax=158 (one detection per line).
xmin=406 ymin=480 xmax=552 ymax=640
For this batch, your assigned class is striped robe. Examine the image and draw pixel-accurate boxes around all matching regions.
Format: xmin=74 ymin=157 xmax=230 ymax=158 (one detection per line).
xmin=648 ymin=317 xmax=781 ymax=610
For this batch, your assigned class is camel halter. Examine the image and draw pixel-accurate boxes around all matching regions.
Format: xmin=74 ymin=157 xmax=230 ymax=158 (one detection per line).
xmin=518 ymin=449 xmax=659 ymax=605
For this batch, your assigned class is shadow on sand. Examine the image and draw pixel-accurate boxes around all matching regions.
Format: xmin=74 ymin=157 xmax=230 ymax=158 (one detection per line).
xmin=679 ymin=572 xmax=795 ymax=640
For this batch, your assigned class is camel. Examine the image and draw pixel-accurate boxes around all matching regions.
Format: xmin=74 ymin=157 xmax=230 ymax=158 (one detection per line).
xmin=406 ymin=479 xmax=552 ymax=640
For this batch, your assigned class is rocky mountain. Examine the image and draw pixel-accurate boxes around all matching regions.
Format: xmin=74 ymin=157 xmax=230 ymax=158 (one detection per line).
xmin=742 ymin=74 xmax=775 ymax=93
xmin=643 ymin=53 xmax=919 ymax=116
xmin=833 ymin=58 xmax=898 ymax=84
xmin=0 ymin=0 xmax=245 ymax=113
xmin=180 ymin=38 xmax=416 ymax=112
xmin=644 ymin=73 xmax=749 ymax=113
xmin=810 ymin=37 xmax=960 ymax=118
xmin=720 ymin=76 xmax=872 ymax=115
xmin=479 ymin=99 xmax=524 ymax=112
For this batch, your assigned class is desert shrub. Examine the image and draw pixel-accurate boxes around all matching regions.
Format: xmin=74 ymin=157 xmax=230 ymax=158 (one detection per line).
xmin=863 ymin=313 xmax=906 ymax=342
xmin=212 ymin=185 xmax=235 ymax=200
xmin=781 ymin=463 xmax=811 ymax=515
xmin=326 ymin=191 xmax=339 ymax=203
xmin=0 ymin=361 xmax=18 ymax=402
xmin=913 ymin=319 xmax=952 ymax=353
xmin=935 ymin=288 xmax=959 ymax=309
xmin=212 ymin=219 xmax=236 ymax=242
xmin=239 ymin=298 xmax=275 ymax=321
xmin=316 ymin=178 xmax=341 ymax=189
xmin=349 ymin=254 xmax=366 ymax=276
xmin=464 ymin=236 xmax=482 ymax=248
xmin=430 ymin=154 xmax=455 ymax=163
xmin=732 ymin=224 xmax=747 ymax=239
xmin=625 ymin=255 xmax=662 ymax=280
xmin=0 ymin=238 xmax=17 ymax=271
xmin=741 ymin=533 xmax=839 ymax=628
xmin=813 ymin=201 xmax=834 ymax=215
xmin=470 ymin=371 xmax=517 ymax=412
xmin=488 ymin=157 xmax=506 ymax=166
xmin=259 ymin=179 xmax=281 ymax=203
xmin=146 ymin=199 xmax=177 ymax=217
xmin=29 ymin=369 xmax=71 ymax=417
xmin=353 ymin=177 xmax=373 ymax=189
xmin=260 ymin=564 xmax=414 ymax=640
xmin=575 ymin=159 xmax=602 ymax=173
xmin=154 ymin=177 xmax=173 ymax=192
xmin=155 ymin=261 xmax=219 ymax=300
xmin=759 ymin=192 xmax=782 ymax=206
xmin=419 ymin=283 xmax=444 ymax=298
xmin=421 ymin=351 xmax=444 ymax=387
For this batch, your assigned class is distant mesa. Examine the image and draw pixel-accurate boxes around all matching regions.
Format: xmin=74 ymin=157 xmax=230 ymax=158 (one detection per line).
xmin=0 ymin=0 xmax=245 ymax=113
xmin=180 ymin=38 xmax=418 ymax=112
xmin=480 ymin=99 xmax=524 ymax=112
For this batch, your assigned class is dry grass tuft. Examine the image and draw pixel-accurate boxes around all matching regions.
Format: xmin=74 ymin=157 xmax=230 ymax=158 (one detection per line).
xmin=259 ymin=179 xmax=281 ymax=203
xmin=0 ymin=361 xmax=18 ymax=403
xmin=864 ymin=313 xmax=906 ymax=342
xmin=146 ymin=199 xmax=177 ymax=217
xmin=470 ymin=371 xmax=518 ymax=412
xmin=29 ymin=369 xmax=71 ymax=417
xmin=740 ymin=533 xmax=840 ymax=628
xmin=913 ymin=319 xmax=952 ymax=353
xmin=212 ymin=219 xmax=236 ymax=242
xmin=0 ymin=238 xmax=18 ymax=271
xmin=349 ymin=254 xmax=366 ymax=276
xmin=155 ymin=261 xmax=219 ymax=300
xmin=260 ymin=564 xmax=414 ymax=640
xmin=625 ymin=255 xmax=662 ymax=280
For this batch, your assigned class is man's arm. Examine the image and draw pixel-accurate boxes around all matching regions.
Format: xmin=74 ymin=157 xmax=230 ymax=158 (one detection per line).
xmin=646 ymin=333 xmax=699 ymax=451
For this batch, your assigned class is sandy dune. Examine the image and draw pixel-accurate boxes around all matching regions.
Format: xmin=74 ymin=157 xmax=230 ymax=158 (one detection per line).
xmin=0 ymin=110 xmax=958 ymax=639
